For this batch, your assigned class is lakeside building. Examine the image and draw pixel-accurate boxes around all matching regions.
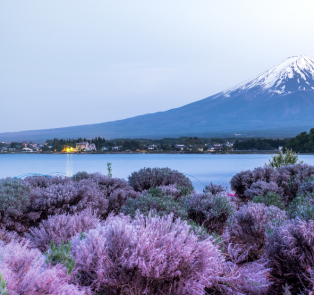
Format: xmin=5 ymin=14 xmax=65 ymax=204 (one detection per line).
xmin=22 ymin=148 xmax=33 ymax=152
xmin=76 ymin=142 xmax=96 ymax=151
xmin=175 ymin=144 xmax=185 ymax=150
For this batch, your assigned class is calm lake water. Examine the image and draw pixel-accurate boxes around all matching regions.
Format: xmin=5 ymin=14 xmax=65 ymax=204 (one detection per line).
xmin=1 ymin=154 xmax=314 ymax=191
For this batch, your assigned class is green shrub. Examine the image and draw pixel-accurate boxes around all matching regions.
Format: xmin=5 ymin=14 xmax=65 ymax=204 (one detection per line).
xmin=187 ymin=220 xmax=209 ymax=241
xmin=267 ymin=149 xmax=303 ymax=168
xmin=0 ymin=178 xmax=29 ymax=215
xmin=45 ymin=240 xmax=76 ymax=275
xmin=288 ymin=194 xmax=314 ymax=220
xmin=72 ymin=171 xmax=90 ymax=181
xmin=121 ymin=187 xmax=188 ymax=220
xmin=0 ymin=273 xmax=9 ymax=295
xmin=252 ymin=192 xmax=285 ymax=210
xmin=184 ymin=193 xmax=234 ymax=234
xmin=177 ymin=185 xmax=192 ymax=196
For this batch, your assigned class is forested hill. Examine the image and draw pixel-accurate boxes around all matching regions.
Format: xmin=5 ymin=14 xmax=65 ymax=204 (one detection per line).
xmin=285 ymin=129 xmax=314 ymax=153
xmin=233 ymin=139 xmax=288 ymax=150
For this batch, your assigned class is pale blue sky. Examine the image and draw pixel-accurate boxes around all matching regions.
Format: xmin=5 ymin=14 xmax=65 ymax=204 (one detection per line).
xmin=1 ymin=0 xmax=314 ymax=132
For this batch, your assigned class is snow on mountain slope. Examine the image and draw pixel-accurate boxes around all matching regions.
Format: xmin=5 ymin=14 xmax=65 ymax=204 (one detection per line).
xmin=223 ymin=55 xmax=314 ymax=97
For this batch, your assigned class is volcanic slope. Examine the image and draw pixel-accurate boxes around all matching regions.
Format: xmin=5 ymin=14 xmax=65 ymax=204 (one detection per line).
xmin=2 ymin=55 xmax=314 ymax=141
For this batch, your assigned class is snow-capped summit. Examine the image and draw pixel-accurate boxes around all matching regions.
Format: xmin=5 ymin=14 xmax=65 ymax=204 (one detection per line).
xmin=223 ymin=55 xmax=314 ymax=97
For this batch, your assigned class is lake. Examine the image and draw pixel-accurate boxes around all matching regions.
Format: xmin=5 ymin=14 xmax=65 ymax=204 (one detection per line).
xmin=1 ymin=154 xmax=314 ymax=191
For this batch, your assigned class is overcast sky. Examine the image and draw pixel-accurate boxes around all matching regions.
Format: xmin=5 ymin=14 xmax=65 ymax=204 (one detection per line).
xmin=1 ymin=0 xmax=314 ymax=133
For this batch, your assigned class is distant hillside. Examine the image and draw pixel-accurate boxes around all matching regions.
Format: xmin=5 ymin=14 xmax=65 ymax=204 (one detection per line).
xmin=1 ymin=55 xmax=314 ymax=142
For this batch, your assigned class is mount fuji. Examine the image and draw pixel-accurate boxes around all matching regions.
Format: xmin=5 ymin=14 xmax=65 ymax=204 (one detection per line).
xmin=2 ymin=55 xmax=314 ymax=142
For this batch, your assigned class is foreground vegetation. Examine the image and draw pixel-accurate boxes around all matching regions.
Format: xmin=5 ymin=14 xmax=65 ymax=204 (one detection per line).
xmin=2 ymin=158 xmax=314 ymax=294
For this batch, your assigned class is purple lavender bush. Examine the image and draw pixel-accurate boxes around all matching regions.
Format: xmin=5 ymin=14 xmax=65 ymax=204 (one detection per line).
xmin=0 ymin=173 xmax=137 ymax=234
xmin=27 ymin=209 xmax=100 ymax=251
xmin=0 ymin=178 xmax=30 ymax=234
xmin=128 ymin=167 xmax=193 ymax=192
xmin=223 ymin=202 xmax=286 ymax=262
xmin=24 ymin=175 xmax=73 ymax=188
xmin=0 ymin=239 xmax=88 ymax=295
xmin=70 ymin=211 xmax=223 ymax=294
xmin=278 ymin=163 xmax=314 ymax=203
xmin=87 ymin=173 xmax=138 ymax=214
xmin=297 ymin=176 xmax=314 ymax=196
xmin=205 ymin=183 xmax=226 ymax=195
xmin=231 ymin=164 xmax=314 ymax=205
xmin=27 ymin=173 xmax=137 ymax=223
xmin=244 ymin=180 xmax=283 ymax=199
xmin=207 ymin=260 xmax=271 ymax=295
xmin=185 ymin=193 xmax=234 ymax=234
xmin=265 ymin=218 xmax=314 ymax=293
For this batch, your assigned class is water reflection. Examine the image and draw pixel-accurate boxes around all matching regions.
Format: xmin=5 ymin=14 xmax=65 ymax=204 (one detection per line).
xmin=66 ymin=154 xmax=73 ymax=176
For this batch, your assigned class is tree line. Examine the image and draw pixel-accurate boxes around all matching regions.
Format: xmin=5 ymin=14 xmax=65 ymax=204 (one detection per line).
xmin=233 ymin=138 xmax=288 ymax=150
xmin=285 ymin=128 xmax=314 ymax=153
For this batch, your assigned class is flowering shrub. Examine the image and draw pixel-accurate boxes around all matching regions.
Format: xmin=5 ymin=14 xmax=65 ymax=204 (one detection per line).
xmin=0 ymin=240 xmax=87 ymax=295
xmin=87 ymin=173 xmax=138 ymax=214
xmin=26 ymin=174 xmax=137 ymax=223
xmin=230 ymin=170 xmax=254 ymax=195
xmin=265 ymin=218 xmax=314 ymax=293
xmin=223 ymin=202 xmax=286 ymax=262
xmin=24 ymin=175 xmax=72 ymax=188
xmin=185 ymin=193 xmax=234 ymax=234
xmin=27 ymin=209 xmax=100 ymax=251
xmin=297 ymin=176 xmax=314 ymax=195
xmin=278 ymin=164 xmax=314 ymax=202
xmin=288 ymin=194 xmax=314 ymax=220
xmin=71 ymin=212 xmax=223 ymax=294
xmin=0 ymin=227 xmax=24 ymax=245
xmin=231 ymin=164 xmax=314 ymax=204
xmin=0 ymin=178 xmax=30 ymax=233
xmin=128 ymin=167 xmax=193 ymax=192
xmin=207 ymin=260 xmax=271 ymax=295
xmin=244 ymin=180 xmax=283 ymax=200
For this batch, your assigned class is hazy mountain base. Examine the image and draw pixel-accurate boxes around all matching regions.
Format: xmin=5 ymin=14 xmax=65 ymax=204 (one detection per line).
xmin=1 ymin=88 xmax=314 ymax=142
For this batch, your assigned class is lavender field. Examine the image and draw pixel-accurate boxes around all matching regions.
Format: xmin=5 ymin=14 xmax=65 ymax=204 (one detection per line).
xmin=2 ymin=155 xmax=314 ymax=294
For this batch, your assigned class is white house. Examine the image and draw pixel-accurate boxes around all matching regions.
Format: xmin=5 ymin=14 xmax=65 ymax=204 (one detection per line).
xmin=22 ymin=148 xmax=33 ymax=152
xmin=175 ymin=144 xmax=185 ymax=150
xmin=86 ymin=143 xmax=96 ymax=151
xmin=76 ymin=142 xmax=96 ymax=151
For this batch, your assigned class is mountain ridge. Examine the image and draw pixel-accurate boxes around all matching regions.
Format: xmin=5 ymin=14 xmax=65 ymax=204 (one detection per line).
xmin=2 ymin=55 xmax=314 ymax=142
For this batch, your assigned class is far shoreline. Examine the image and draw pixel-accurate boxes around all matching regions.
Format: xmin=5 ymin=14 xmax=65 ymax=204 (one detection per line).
xmin=2 ymin=151 xmax=314 ymax=155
